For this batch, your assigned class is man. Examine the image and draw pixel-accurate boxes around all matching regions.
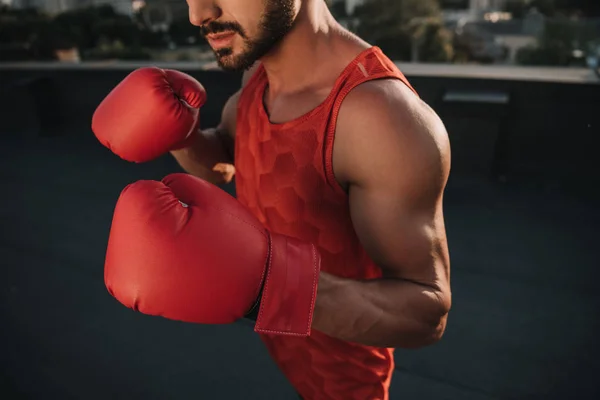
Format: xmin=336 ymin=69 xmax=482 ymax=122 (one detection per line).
xmin=92 ymin=0 xmax=452 ymax=399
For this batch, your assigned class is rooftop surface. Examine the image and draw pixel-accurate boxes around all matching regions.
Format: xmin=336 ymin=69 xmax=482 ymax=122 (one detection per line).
xmin=2 ymin=120 xmax=599 ymax=399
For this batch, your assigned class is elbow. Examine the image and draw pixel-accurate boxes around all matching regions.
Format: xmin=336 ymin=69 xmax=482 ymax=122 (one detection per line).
xmin=423 ymin=312 xmax=449 ymax=347
xmin=396 ymin=290 xmax=452 ymax=349
xmin=424 ymin=289 xmax=451 ymax=345
xmin=396 ymin=314 xmax=449 ymax=350
xmin=396 ymin=315 xmax=449 ymax=349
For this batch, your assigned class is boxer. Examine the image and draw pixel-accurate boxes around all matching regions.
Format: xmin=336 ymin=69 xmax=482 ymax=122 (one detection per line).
xmin=92 ymin=1 xmax=452 ymax=399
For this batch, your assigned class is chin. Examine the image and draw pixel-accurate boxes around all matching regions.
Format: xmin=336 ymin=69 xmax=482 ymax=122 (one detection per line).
xmin=216 ymin=61 xmax=243 ymax=73
xmin=217 ymin=52 xmax=258 ymax=73
xmin=215 ymin=56 xmax=242 ymax=72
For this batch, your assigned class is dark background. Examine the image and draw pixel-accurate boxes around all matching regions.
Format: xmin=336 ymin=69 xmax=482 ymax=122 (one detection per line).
xmin=1 ymin=66 xmax=599 ymax=399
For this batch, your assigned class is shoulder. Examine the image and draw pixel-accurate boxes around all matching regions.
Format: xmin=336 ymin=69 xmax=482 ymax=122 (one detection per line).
xmin=337 ymin=78 xmax=446 ymax=145
xmin=333 ymin=78 xmax=450 ymax=190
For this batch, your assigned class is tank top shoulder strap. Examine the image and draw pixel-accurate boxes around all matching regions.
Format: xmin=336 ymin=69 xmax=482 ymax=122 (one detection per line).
xmin=323 ymin=46 xmax=417 ymax=193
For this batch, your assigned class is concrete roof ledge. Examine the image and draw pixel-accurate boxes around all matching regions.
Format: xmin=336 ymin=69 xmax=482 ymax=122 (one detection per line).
xmin=1 ymin=61 xmax=597 ymax=84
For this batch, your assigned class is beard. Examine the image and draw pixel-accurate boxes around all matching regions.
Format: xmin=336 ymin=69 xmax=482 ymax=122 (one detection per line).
xmin=200 ymin=0 xmax=296 ymax=72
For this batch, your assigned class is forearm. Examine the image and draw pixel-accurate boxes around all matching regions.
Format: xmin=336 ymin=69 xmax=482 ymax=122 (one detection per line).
xmin=312 ymin=272 xmax=450 ymax=348
xmin=170 ymin=128 xmax=234 ymax=185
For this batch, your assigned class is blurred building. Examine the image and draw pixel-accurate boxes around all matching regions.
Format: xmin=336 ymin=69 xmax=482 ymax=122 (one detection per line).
xmin=7 ymin=0 xmax=133 ymax=16
xmin=441 ymin=0 xmax=508 ymax=24
xmin=329 ymin=0 xmax=510 ymax=23
xmin=441 ymin=0 xmax=544 ymax=64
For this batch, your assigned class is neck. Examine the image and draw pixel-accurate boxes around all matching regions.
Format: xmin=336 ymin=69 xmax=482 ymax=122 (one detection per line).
xmin=259 ymin=0 xmax=343 ymax=94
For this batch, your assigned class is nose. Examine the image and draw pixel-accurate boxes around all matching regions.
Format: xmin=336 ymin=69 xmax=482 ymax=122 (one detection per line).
xmin=187 ymin=0 xmax=221 ymax=27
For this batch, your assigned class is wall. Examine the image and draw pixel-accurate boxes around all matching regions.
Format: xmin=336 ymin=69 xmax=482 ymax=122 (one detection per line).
xmin=1 ymin=65 xmax=599 ymax=201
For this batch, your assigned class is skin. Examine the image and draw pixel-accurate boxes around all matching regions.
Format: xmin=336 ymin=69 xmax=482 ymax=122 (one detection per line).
xmin=173 ymin=0 xmax=452 ymax=349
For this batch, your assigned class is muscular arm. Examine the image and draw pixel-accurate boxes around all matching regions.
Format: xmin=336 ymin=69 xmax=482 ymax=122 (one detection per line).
xmin=311 ymin=80 xmax=452 ymax=349
xmin=170 ymin=93 xmax=239 ymax=185
xmin=171 ymin=64 xmax=260 ymax=185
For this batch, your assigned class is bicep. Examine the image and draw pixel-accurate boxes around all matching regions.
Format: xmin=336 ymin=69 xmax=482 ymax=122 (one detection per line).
xmin=336 ymin=80 xmax=451 ymax=287
xmin=349 ymin=183 xmax=447 ymax=286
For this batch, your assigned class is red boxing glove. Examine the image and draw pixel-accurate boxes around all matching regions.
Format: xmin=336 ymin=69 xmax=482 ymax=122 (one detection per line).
xmin=92 ymin=68 xmax=207 ymax=163
xmin=104 ymin=173 xmax=320 ymax=336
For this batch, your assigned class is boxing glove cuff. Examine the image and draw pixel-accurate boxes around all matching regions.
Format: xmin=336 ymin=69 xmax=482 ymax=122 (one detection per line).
xmin=253 ymin=233 xmax=321 ymax=337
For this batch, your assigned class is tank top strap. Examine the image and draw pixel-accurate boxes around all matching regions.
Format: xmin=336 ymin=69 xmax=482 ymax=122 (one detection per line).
xmin=323 ymin=46 xmax=417 ymax=193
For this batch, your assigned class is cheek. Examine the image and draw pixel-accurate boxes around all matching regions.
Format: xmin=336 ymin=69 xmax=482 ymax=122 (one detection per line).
xmin=231 ymin=34 xmax=246 ymax=51
xmin=225 ymin=0 xmax=264 ymax=35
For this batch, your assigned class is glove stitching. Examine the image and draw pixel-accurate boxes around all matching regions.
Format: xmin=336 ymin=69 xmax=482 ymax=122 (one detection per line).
xmin=306 ymin=244 xmax=319 ymax=334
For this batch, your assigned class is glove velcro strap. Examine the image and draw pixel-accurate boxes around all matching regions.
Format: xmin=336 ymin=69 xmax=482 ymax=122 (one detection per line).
xmin=254 ymin=233 xmax=320 ymax=337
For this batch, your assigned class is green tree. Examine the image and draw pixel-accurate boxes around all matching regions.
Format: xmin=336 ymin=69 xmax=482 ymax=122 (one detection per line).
xmin=50 ymin=5 xmax=157 ymax=60
xmin=92 ymin=17 xmax=141 ymax=47
xmin=504 ymin=0 xmax=535 ymax=18
xmin=554 ymin=0 xmax=600 ymax=17
xmin=52 ymin=5 xmax=135 ymax=51
xmin=526 ymin=0 xmax=557 ymax=16
xmin=353 ymin=0 xmax=453 ymax=62
xmin=0 ymin=6 xmax=59 ymax=60
xmin=516 ymin=16 xmax=596 ymax=66
xmin=504 ymin=0 xmax=600 ymax=17
xmin=169 ymin=16 xmax=204 ymax=46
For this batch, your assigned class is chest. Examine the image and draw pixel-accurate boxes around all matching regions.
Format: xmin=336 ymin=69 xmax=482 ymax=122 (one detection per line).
xmin=235 ymin=119 xmax=326 ymax=191
xmin=262 ymin=85 xmax=333 ymax=125
xmin=234 ymin=101 xmax=338 ymax=221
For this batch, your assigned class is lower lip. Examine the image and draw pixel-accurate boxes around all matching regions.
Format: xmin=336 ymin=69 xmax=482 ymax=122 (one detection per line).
xmin=207 ymin=33 xmax=236 ymax=49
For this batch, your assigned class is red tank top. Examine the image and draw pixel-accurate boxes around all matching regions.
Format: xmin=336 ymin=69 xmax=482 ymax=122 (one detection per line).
xmin=234 ymin=46 xmax=417 ymax=400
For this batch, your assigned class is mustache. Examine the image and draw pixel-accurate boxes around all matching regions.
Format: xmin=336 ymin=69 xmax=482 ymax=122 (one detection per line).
xmin=200 ymin=21 xmax=247 ymax=39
